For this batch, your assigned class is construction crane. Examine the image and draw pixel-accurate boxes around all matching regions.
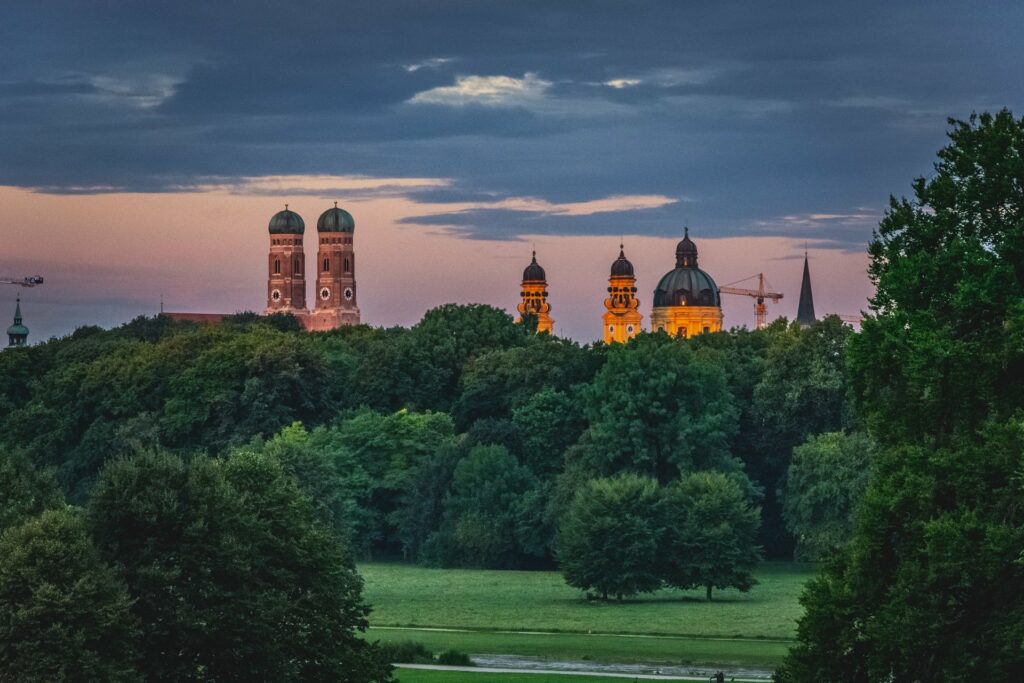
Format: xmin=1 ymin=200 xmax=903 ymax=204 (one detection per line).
xmin=1 ymin=275 xmax=44 ymax=287
xmin=719 ymin=273 xmax=783 ymax=330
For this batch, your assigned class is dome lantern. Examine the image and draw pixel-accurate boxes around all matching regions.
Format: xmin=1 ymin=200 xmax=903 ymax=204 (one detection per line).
xmin=675 ymin=226 xmax=698 ymax=268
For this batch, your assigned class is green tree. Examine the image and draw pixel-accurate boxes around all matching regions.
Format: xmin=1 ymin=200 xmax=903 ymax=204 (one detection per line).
xmin=663 ymin=471 xmax=761 ymax=600
xmin=87 ymin=451 xmax=390 ymax=682
xmin=0 ymin=452 xmax=64 ymax=534
xmin=779 ymin=111 xmax=1024 ymax=682
xmin=333 ymin=408 xmax=456 ymax=555
xmin=0 ymin=508 xmax=139 ymax=682
xmin=781 ymin=431 xmax=873 ymax=561
xmin=512 ymin=386 xmax=587 ymax=475
xmin=557 ymin=474 xmax=664 ymax=600
xmin=582 ymin=335 xmax=738 ymax=483
xmin=748 ymin=317 xmax=856 ymax=556
xmin=425 ymin=444 xmax=537 ymax=568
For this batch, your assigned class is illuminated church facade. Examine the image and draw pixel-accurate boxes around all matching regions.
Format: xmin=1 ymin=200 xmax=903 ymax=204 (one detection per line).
xmin=516 ymin=228 xmax=724 ymax=342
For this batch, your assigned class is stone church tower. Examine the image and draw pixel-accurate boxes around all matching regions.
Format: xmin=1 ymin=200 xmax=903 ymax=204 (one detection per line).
xmin=602 ymin=244 xmax=642 ymax=343
xmin=516 ymin=251 xmax=553 ymax=334
xmin=308 ymin=202 xmax=361 ymax=330
xmin=265 ymin=206 xmax=307 ymax=314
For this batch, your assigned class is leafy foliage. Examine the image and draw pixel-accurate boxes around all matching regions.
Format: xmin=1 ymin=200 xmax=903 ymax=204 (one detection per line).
xmin=0 ymin=508 xmax=139 ymax=682
xmin=662 ymin=471 xmax=762 ymax=600
xmin=87 ymin=450 xmax=391 ymax=682
xmin=779 ymin=111 xmax=1024 ymax=682
xmin=782 ymin=431 xmax=873 ymax=561
xmin=558 ymin=474 xmax=665 ymax=599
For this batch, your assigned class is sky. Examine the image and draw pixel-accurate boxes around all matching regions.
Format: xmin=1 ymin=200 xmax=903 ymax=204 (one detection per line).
xmin=2 ymin=1 xmax=1023 ymax=341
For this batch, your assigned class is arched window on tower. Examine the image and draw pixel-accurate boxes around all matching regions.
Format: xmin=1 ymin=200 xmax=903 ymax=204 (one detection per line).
xmin=294 ymin=258 xmax=301 ymax=275
xmin=274 ymin=259 xmax=281 ymax=274
xmin=323 ymin=258 xmax=330 ymax=272
xmin=344 ymin=258 xmax=350 ymax=272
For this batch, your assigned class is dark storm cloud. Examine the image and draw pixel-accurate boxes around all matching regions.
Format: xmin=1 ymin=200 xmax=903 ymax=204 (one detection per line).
xmin=1 ymin=0 xmax=1022 ymax=246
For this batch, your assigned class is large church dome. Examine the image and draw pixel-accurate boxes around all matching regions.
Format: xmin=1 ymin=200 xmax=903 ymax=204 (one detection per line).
xmin=268 ymin=207 xmax=305 ymax=234
xmin=653 ymin=228 xmax=720 ymax=307
xmin=317 ymin=203 xmax=355 ymax=232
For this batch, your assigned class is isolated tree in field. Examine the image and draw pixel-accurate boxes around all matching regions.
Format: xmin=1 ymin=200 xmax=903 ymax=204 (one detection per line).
xmin=778 ymin=111 xmax=1024 ymax=682
xmin=583 ymin=336 xmax=738 ymax=483
xmin=558 ymin=474 xmax=664 ymax=599
xmin=663 ymin=471 xmax=761 ymax=601
xmin=0 ymin=508 xmax=139 ymax=682
xmin=782 ymin=431 xmax=873 ymax=560
xmin=88 ymin=451 xmax=391 ymax=683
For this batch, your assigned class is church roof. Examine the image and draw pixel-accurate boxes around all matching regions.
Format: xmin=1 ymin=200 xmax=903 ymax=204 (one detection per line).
xmin=7 ymin=297 xmax=28 ymax=337
xmin=653 ymin=267 xmax=721 ymax=307
xmin=317 ymin=203 xmax=355 ymax=232
xmin=653 ymin=228 xmax=720 ymax=307
xmin=610 ymin=245 xmax=634 ymax=277
xmin=522 ymin=252 xmax=546 ymax=282
xmin=796 ymin=253 xmax=816 ymax=325
xmin=268 ymin=206 xmax=305 ymax=234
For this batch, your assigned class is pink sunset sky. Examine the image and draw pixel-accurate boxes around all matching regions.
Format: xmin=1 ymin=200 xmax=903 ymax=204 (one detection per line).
xmin=2 ymin=179 xmax=873 ymax=342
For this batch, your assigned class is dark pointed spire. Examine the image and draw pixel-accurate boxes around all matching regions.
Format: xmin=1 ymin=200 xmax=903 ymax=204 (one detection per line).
xmin=14 ymin=295 xmax=22 ymax=325
xmin=797 ymin=251 xmax=816 ymax=326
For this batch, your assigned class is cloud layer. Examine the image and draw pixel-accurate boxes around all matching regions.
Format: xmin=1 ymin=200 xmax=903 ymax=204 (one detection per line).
xmin=1 ymin=1 xmax=1023 ymax=247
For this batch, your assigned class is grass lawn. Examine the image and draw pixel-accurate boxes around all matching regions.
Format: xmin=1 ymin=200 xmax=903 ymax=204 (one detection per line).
xmin=360 ymin=562 xmax=814 ymax=640
xmin=369 ymin=627 xmax=789 ymax=668
xmin=394 ymin=669 xmax=762 ymax=683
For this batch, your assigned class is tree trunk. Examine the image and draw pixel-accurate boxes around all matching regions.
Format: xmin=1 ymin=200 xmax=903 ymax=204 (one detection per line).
xmin=602 ymin=589 xmax=608 ymax=601
xmin=706 ymin=584 xmax=713 ymax=601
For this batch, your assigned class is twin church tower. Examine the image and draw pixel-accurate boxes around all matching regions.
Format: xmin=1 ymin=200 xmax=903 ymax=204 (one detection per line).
xmin=264 ymin=204 xmax=360 ymax=331
xmin=516 ymin=229 xmax=724 ymax=342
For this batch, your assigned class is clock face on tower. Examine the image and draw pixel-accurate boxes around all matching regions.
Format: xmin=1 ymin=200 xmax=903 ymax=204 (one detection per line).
xmin=320 ymin=287 xmax=331 ymax=300
xmin=271 ymin=289 xmax=281 ymax=302
xmin=343 ymin=287 xmax=354 ymax=301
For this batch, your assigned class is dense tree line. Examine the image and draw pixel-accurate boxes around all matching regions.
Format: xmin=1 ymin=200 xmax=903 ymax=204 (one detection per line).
xmin=0 ymin=303 xmax=858 ymax=571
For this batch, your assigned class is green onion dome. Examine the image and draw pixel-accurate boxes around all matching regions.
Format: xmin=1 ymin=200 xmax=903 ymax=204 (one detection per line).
xmin=268 ymin=206 xmax=305 ymax=234
xmin=317 ymin=203 xmax=355 ymax=232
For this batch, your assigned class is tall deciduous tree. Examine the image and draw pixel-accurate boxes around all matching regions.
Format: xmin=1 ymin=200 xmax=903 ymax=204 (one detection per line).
xmin=781 ymin=431 xmax=873 ymax=561
xmin=663 ymin=471 xmax=762 ymax=600
xmin=88 ymin=451 xmax=390 ymax=683
xmin=0 ymin=452 xmax=64 ymax=534
xmin=779 ymin=111 xmax=1024 ymax=682
xmin=582 ymin=336 xmax=738 ymax=483
xmin=557 ymin=474 xmax=665 ymax=599
xmin=0 ymin=509 xmax=140 ymax=682
xmin=425 ymin=444 xmax=537 ymax=568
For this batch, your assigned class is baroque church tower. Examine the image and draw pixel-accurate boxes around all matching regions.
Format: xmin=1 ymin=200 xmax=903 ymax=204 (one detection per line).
xmin=602 ymin=244 xmax=642 ymax=343
xmin=308 ymin=202 xmax=360 ymax=330
xmin=265 ymin=206 xmax=307 ymax=314
xmin=517 ymin=251 xmax=553 ymax=334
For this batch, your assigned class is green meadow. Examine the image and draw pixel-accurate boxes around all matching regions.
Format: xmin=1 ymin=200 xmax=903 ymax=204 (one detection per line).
xmin=361 ymin=562 xmax=814 ymax=669
xmin=394 ymin=669 xmax=763 ymax=683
